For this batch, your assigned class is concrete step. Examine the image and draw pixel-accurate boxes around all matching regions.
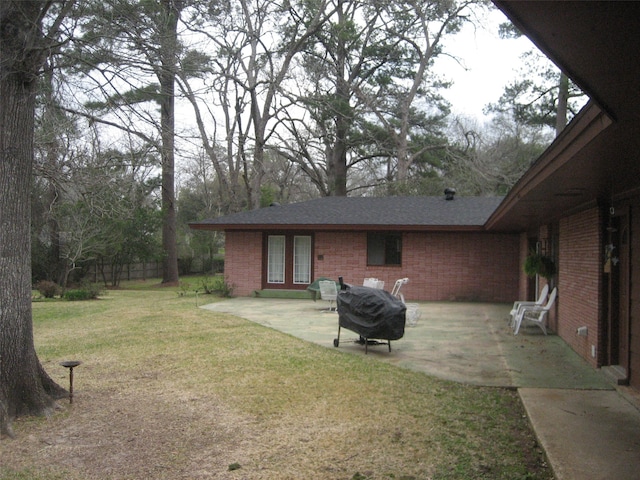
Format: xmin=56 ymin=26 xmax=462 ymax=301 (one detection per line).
xmin=253 ymin=289 xmax=312 ymax=300
xmin=601 ymin=365 xmax=629 ymax=385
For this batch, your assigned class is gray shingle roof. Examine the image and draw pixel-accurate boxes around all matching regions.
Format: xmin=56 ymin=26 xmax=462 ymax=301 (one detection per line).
xmin=190 ymin=196 xmax=504 ymax=232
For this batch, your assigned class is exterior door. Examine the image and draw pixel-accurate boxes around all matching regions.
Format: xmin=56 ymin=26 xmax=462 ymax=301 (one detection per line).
xmin=628 ymin=202 xmax=640 ymax=389
xmin=608 ymin=210 xmax=630 ymax=381
xmin=264 ymin=233 xmax=312 ymax=289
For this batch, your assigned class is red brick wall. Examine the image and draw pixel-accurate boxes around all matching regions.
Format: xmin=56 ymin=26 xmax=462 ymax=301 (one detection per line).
xmin=312 ymin=231 xmax=519 ymax=302
xmin=224 ymin=231 xmax=263 ymax=296
xmin=223 ymin=230 xmax=520 ymax=302
xmin=314 ymin=232 xmax=367 ymax=283
xmin=558 ymin=207 xmax=603 ymax=367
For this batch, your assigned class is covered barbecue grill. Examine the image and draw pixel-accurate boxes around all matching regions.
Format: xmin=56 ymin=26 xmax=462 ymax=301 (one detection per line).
xmin=333 ymin=282 xmax=406 ymax=353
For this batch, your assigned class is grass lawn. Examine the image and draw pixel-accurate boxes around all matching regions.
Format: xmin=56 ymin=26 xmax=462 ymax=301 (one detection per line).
xmin=0 ymin=278 xmax=552 ymax=479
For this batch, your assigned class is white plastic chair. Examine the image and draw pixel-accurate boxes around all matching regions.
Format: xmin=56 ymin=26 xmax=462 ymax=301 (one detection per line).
xmin=509 ymin=284 xmax=549 ymax=329
xmin=391 ymin=278 xmax=421 ymax=326
xmin=513 ymin=287 xmax=557 ymax=335
xmin=319 ymin=280 xmax=338 ymax=312
xmin=363 ymin=278 xmax=384 ymax=289
xmin=391 ymin=278 xmax=409 ymax=303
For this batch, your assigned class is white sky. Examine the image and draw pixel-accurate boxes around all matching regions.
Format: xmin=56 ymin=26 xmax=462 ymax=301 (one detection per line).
xmin=433 ymin=6 xmax=537 ymax=120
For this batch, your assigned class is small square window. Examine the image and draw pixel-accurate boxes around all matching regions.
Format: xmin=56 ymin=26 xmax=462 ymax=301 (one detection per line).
xmin=367 ymin=233 xmax=402 ymax=266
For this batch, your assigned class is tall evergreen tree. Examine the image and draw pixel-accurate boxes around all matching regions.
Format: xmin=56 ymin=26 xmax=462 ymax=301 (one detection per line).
xmin=63 ymin=0 xmax=183 ymax=284
xmin=487 ymin=23 xmax=587 ymax=136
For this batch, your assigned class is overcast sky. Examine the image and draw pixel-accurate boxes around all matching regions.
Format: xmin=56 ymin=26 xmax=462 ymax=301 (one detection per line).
xmin=434 ymin=6 xmax=537 ymax=121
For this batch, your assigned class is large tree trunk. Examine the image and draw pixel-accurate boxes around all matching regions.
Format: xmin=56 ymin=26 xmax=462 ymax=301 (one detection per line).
xmin=159 ymin=0 xmax=181 ymax=285
xmin=327 ymin=0 xmax=349 ymax=197
xmin=1 ymin=3 xmax=68 ymax=436
xmin=329 ymin=64 xmax=349 ymax=197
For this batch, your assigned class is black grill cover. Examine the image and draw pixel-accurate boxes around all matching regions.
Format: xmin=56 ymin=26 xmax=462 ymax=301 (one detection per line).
xmin=337 ymin=286 xmax=407 ymax=340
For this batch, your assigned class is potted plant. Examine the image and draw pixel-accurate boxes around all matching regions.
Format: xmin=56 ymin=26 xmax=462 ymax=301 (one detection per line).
xmin=524 ymin=251 xmax=556 ymax=279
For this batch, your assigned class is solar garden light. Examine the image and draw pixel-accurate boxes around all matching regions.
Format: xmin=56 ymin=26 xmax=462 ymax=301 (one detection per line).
xmin=59 ymin=360 xmax=82 ymax=404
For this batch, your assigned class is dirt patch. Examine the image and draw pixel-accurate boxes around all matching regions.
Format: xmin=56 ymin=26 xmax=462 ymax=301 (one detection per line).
xmin=2 ymin=387 xmax=261 ymax=479
xmin=1 ymin=386 xmax=551 ymax=480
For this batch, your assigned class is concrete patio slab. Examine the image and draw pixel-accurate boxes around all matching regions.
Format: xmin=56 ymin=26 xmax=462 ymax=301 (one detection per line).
xmin=201 ymin=297 xmax=640 ymax=480
xmin=201 ymin=297 xmax=611 ymax=389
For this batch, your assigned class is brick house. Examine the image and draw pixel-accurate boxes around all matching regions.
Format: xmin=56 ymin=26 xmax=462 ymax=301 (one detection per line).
xmin=191 ymin=195 xmax=521 ymax=303
xmin=192 ymin=2 xmax=640 ymax=392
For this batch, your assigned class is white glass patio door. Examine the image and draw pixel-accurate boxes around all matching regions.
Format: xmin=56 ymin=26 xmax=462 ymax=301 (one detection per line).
xmin=267 ymin=235 xmax=286 ymax=283
xmin=293 ymin=236 xmax=311 ymax=284
xmin=265 ymin=234 xmax=312 ymax=288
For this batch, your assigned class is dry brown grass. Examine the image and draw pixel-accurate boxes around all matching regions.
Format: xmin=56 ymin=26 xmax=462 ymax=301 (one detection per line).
xmin=0 ymin=281 xmax=552 ymax=479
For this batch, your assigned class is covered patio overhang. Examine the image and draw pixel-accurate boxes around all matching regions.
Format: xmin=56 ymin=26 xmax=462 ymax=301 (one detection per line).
xmin=488 ymin=1 xmax=640 ymax=232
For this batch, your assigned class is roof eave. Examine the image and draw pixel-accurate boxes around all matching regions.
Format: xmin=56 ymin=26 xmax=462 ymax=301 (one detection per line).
xmin=484 ymin=102 xmax=612 ymax=232
xmin=190 ymin=223 xmax=489 ymax=233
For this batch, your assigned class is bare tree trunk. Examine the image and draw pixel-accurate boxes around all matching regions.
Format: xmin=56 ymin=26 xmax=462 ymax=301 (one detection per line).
xmin=1 ymin=2 xmax=68 ymax=435
xmin=177 ymin=74 xmax=239 ymax=210
xmin=159 ymin=0 xmax=181 ymax=285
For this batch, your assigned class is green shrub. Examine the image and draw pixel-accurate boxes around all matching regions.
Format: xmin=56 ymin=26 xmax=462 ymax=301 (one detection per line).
xmin=36 ymin=280 xmax=61 ymax=299
xmin=218 ymin=279 xmax=234 ymax=298
xmin=199 ymin=276 xmax=217 ymax=294
xmin=63 ymin=282 xmax=103 ymax=301
xmin=64 ymin=289 xmax=92 ymax=301
xmin=178 ymin=281 xmax=191 ymax=296
xmin=200 ymin=276 xmax=234 ymax=297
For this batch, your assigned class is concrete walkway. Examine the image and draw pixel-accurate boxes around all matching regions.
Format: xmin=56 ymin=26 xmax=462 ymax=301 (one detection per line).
xmin=201 ymin=297 xmax=640 ymax=480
